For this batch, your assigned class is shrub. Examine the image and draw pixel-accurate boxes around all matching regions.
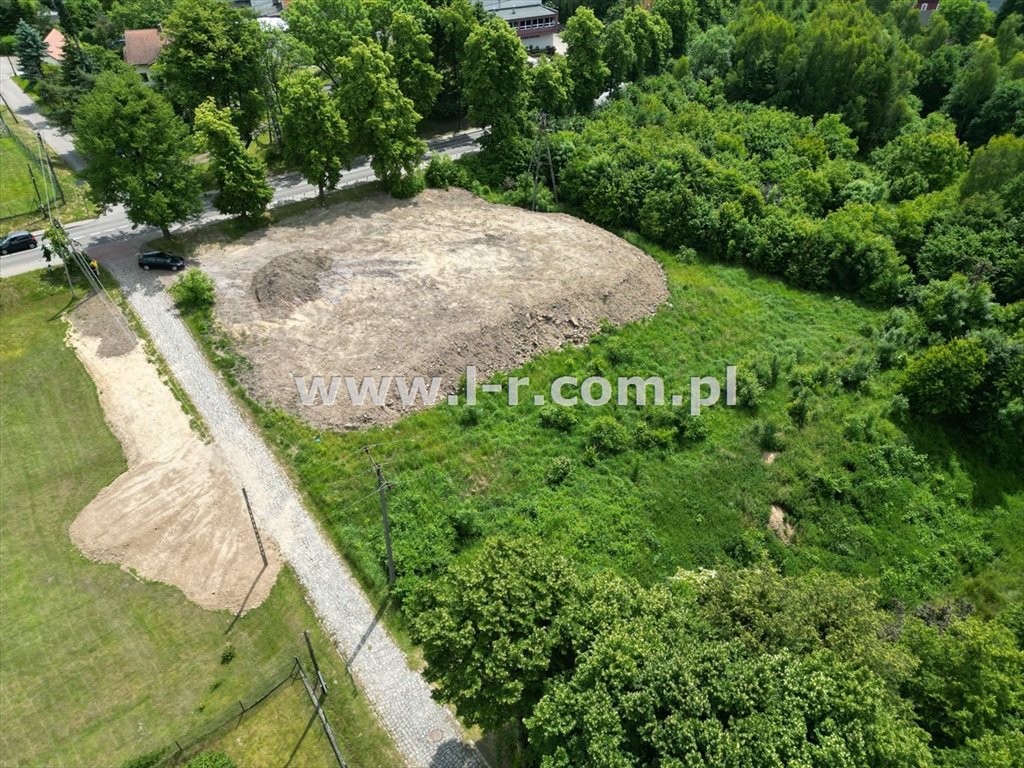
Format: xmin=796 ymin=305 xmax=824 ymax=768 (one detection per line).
xmin=753 ymin=420 xmax=784 ymax=451
xmin=787 ymin=389 xmax=811 ymax=427
xmin=837 ymin=353 xmax=878 ymax=391
xmin=675 ymin=413 xmax=710 ymax=444
xmin=0 ymin=35 xmax=16 ymax=56
xmin=583 ymin=415 xmax=630 ymax=455
xmin=544 ymin=456 xmax=573 ymax=487
xmin=538 ymin=404 xmax=577 ymax=432
xmin=735 ymin=368 xmax=764 ymax=409
xmin=902 ymin=337 xmax=988 ymax=416
xmin=118 ymin=750 xmax=166 ymax=768
xmin=424 ymin=154 xmax=467 ymax=189
xmin=185 ymin=753 xmax=237 ymax=768
xmin=456 ymin=405 xmax=482 ymax=427
xmin=389 ymin=170 xmax=425 ymax=199
xmin=220 ymin=644 xmax=235 ymax=665
xmin=169 ymin=268 xmax=216 ymax=311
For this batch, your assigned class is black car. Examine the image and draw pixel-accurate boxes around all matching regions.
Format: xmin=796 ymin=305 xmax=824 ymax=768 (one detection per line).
xmin=0 ymin=231 xmax=39 ymax=255
xmin=138 ymin=251 xmax=185 ymax=271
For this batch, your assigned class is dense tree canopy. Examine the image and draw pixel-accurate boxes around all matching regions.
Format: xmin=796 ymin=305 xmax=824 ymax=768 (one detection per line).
xmin=335 ymin=41 xmax=425 ymax=195
xmin=73 ymin=69 xmax=202 ymax=237
xmin=155 ymin=0 xmax=266 ymax=143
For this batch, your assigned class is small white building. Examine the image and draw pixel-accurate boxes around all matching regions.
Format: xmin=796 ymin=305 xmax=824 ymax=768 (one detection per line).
xmin=480 ymin=0 xmax=559 ymax=52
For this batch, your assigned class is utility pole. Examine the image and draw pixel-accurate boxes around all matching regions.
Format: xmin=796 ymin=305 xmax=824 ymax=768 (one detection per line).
xmin=363 ymin=447 xmax=396 ymax=587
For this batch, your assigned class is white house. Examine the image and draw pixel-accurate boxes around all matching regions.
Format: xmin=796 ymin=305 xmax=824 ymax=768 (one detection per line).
xmin=480 ymin=0 xmax=559 ymax=52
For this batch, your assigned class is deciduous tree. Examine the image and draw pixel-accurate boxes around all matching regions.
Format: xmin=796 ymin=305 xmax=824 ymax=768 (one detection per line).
xmin=564 ymin=7 xmax=609 ymax=112
xmin=462 ymin=17 xmax=529 ymax=147
xmin=335 ymin=40 xmax=425 ymax=195
xmin=194 ymin=98 xmax=272 ymax=219
xmin=73 ymin=69 xmax=202 ymax=237
xmin=283 ymin=0 xmax=370 ymax=84
xmin=387 ymin=10 xmax=442 ymax=117
xmin=155 ymin=0 xmax=266 ymax=143
xmin=280 ymin=69 xmax=351 ymax=202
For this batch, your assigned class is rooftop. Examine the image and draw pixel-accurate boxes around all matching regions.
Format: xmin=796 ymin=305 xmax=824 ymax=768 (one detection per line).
xmin=123 ymin=28 xmax=165 ymax=67
xmin=43 ymin=28 xmax=65 ymax=62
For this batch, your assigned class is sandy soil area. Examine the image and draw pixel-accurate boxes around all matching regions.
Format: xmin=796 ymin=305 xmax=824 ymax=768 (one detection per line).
xmin=198 ymin=188 xmax=669 ymax=429
xmin=67 ymin=297 xmax=280 ymax=612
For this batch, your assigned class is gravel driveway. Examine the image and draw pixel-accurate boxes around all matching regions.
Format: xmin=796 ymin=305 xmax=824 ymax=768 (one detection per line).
xmin=104 ymin=250 xmax=487 ymax=768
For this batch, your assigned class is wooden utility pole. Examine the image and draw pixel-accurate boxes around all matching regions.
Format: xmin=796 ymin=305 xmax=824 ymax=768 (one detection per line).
xmin=364 ymin=447 xmax=396 ymax=587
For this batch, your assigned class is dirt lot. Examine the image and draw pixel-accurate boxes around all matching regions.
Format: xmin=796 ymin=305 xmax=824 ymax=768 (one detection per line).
xmin=198 ymin=189 xmax=669 ymax=429
xmin=66 ymin=297 xmax=280 ymax=612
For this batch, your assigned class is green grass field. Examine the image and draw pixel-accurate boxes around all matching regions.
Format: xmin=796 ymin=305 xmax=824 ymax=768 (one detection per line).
xmin=0 ymin=107 xmax=97 ymax=230
xmin=177 ymin=205 xmax=1022 ymax=626
xmin=0 ymin=272 xmax=402 ymax=768
xmin=0 ymin=133 xmax=41 ymax=219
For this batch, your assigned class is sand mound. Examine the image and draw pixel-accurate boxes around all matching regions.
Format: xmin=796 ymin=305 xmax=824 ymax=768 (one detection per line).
xmin=67 ymin=296 xmax=280 ymax=612
xmin=251 ymin=249 xmax=332 ymax=315
xmin=198 ymin=188 xmax=669 ymax=429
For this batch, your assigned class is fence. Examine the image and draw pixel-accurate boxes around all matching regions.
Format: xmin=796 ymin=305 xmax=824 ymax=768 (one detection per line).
xmin=128 ymin=656 xmax=345 ymax=768
xmin=0 ymin=109 xmax=64 ymax=221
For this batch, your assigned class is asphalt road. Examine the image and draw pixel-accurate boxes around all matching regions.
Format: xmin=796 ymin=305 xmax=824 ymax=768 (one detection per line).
xmin=0 ymin=129 xmax=484 ymax=278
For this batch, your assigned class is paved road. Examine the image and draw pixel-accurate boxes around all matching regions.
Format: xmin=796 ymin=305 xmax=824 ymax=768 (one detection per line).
xmin=0 ymin=128 xmax=484 ymax=278
xmin=1 ymin=56 xmax=86 ymax=171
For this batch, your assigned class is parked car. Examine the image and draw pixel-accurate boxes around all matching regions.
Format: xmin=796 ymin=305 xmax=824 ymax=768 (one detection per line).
xmin=0 ymin=231 xmax=39 ymax=255
xmin=138 ymin=251 xmax=185 ymax=271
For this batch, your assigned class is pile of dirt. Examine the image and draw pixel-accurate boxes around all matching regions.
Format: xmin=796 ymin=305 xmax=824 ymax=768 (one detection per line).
xmin=66 ymin=297 xmax=280 ymax=612
xmin=251 ymin=249 xmax=333 ymax=316
xmin=197 ymin=189 xmax=670 ymax=430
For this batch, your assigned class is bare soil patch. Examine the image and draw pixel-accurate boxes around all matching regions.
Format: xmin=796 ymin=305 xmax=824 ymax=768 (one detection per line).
xmin=67 ymin=296 xmax=280 ymax=612
xmin=197 ymin=188 xmax=669 ymax=429
xmin=768 ymin=504 xmax=795 ymax=545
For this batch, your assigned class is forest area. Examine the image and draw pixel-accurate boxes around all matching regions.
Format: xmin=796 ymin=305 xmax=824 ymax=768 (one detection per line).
xmin=4 ymin=0 xmax=1023 ymax=764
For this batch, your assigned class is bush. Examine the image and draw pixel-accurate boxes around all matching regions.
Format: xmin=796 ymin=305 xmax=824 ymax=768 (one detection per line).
xmin=583 ymin=415 xmax=630 ymax=455
xmin=220 ymin=644 xmax=235 ymax=665
xmin=388 ymin=170 xmax=425 ymax=199
xmin=185 ymin=753 xmax=237 ymax=768
xmin=538 ymin=404 xmax=577 ymax=432
xmin=675 ymin=413 xmax=710 ymax=444
xmin=118 ymin=750 xmax=166 ymax=768
xmin=169 ymin=268 xmax=216 ymax=311
xmin=544 ymin=456 xmax=573 ymax=487
xmin=424 ymin=154 xmax=468 ymax=190
xmin=0 ymin=35 xmax=16 ymax=56
xmin=902 ymin=337 xmax=988 ymax=417
xmin=753 ymin=420 xmax=784 ymax=451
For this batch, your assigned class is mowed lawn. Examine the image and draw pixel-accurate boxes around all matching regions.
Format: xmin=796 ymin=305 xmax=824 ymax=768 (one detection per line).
xmin=0 ymin=273 xmax=402 ymax=768
xmin=0 ymin=134 xmax=39 ymax=219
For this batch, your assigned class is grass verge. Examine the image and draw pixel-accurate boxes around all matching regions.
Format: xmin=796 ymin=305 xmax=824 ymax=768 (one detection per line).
xmin=0 ymin=106 xmax=97 ymax=230
xmin=0 ymin=271 xmax=402 ymax=768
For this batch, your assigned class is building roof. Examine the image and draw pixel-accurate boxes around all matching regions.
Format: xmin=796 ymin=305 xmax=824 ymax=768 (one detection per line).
xmin=43 ymin=28 xmax=65 ymax=62
xmin=481 ymin=0 xmax=557 ymax=19
xmin=123 ymin=28 xmax=165 ymax=67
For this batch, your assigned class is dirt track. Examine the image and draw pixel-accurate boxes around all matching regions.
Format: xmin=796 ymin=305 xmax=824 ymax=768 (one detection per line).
xmin=66 ymin=297 xmax=280 ymax=613
xmin=198 ymin=188 xmax=669 ymax=429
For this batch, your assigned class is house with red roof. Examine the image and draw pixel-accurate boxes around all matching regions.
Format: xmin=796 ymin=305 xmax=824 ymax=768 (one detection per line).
xmin=43 ymin=28 xmax=65 ymax=65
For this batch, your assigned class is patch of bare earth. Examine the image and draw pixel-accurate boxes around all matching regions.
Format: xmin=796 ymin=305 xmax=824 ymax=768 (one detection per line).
xmin=768 ymin=504 xmax=795 ymax=545
xmin=67 ymin=296 xmax=280 ymax=613
xmin=198 ymin=188 xmax=669 ymax=429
